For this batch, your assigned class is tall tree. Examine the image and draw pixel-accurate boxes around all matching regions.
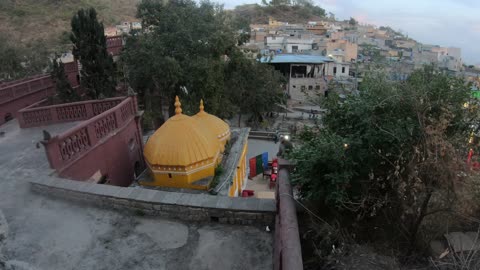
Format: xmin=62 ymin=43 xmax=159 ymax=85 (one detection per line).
xmin=124 ymin=0 xmax=284 ymax=122
xmin=225 ymin=50 xmax=285 ymax=126
xmin=0 ymin=38 xmax=22 ymax=80
xmin=0 ymin=35 xmax=50 ymax=80
xmin=51 ymin=57 xmax=79 ymax=103
xmin=70 ymin=8 xmax=116 ymax=99
xmin=289 ymin=66 xmax=479 ymax=251
xmin=349 ymin=17 xmax=357 ymax=26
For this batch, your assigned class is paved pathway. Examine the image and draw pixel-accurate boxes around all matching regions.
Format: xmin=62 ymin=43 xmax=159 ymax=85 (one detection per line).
xmin=0 ymin=120 xmax=272 ymax=270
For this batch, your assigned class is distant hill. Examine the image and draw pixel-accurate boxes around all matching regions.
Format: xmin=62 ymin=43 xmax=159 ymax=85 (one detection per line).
xmin=231 ymin=4 xmax=327 ymax=25
xmin=0 ymin=0 xmax=140 ymax=50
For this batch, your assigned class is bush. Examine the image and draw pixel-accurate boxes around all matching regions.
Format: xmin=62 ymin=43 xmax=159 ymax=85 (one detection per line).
xmin=289 ymin=66 xmax=478 ymax=252
xmin=215 ymin=165 xmax=224 ymax=177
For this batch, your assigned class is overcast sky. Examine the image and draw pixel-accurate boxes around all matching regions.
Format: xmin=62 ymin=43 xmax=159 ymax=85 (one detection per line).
xmin=217 ymin=0 xmax=480 ymax=64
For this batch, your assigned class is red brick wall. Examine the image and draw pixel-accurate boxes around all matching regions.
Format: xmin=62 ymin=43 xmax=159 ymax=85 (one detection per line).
xmin=63 ymin=60 xmax=80 ymax=88
xmin=42 ymin=96 xmax=145 ymax=186
xmin=106 ymin=36 xmax=123 ymax=56
xmin=59 ymin=117 xmax=144 ymax=186
xmin=0 ymin=75 xmax=55 ymax=126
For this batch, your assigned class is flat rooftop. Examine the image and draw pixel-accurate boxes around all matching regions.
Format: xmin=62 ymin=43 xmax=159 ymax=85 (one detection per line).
xmin=260 ymin=54 xmax=334 ymax=64
xmin=0 ymin=120 xmax=272 ymax=270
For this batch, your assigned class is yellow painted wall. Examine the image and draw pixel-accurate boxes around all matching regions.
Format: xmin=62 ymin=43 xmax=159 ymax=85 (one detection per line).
xmin=141 ymin=165 xmax=215 ymax=191
xmin=229 ymin=142 xmax=248 ymax=197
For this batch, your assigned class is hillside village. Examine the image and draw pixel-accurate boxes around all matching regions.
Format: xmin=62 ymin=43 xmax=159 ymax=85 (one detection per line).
xmin=2 ymin=1 xmax=480 ymax=270
xmin=244 ymin=16 xmax=480 ymax=89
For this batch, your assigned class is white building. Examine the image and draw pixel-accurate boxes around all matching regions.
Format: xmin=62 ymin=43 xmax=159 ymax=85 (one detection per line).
xmin=260 ymin=54 xmax=334 ymax=102
xmin=326 ymin=62 xmax=350 ymax=78
xmin=265 ymin=36 xmax=315 ymax=53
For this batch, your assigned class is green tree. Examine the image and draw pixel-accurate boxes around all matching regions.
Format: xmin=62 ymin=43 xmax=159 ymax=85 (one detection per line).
xmin=0 ymin=38 xmax=23 ymax=80
xmin=124 ymin=0 xmax=285 ymax=122
xmin=51 ymin=57 xmax=79 ymax=103
xmin=125 ymin=0 xmax=235 ymax=118
xmin=269 ymin=0 xmax=290 ymax=6
xmin=225 ymin=50 xmax=285 ymax=126
xmin=0 ymin=35 xmax=50 ymax=80
xmin=349 ymin=17 xmax=357 ymax=26
xmin=289 ymin=66 xmax=478 ymax=251
xmin=70 ymin=8 xmax=116 ymax=99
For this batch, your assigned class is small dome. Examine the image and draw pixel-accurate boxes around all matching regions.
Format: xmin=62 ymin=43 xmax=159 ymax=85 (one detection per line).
xmin=144 ymin=97 xmax=219 ymax=167
xmin=192 ymin=99 xmax=230 ymax=143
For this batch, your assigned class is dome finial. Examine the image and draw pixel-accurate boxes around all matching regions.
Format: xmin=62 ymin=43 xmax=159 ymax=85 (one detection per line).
xmin=199 ymin=99 xmax=204 ymax=112
xmin=174 ymin=96 xmax=182 ymax=115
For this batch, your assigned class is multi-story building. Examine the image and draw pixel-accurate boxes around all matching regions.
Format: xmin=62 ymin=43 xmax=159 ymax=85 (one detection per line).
xmin=412 ymin=46 xmax=463 ymax=72
xmin=265 ymin=36 xmax=315 ymax=53
xmin=317 ymin=39 xmax=358 ymax=63
xmin=305 ymin=22 xmax=328 ymax=35
xmin=261 ymin=54 xmax=333 ymax=101
xmin=394 ymin=39 xmax=417 ymax=50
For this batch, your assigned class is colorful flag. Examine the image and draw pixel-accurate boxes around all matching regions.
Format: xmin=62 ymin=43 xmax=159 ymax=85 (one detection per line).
xmin=249 ymin=154 xmax=266 ymax=178
xmin=249 ymin=157 xmax=257 ymax=178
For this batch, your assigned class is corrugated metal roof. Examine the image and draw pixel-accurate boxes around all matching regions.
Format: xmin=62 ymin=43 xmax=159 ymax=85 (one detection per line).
xmin=260 ymin=54 xmax=334 ymax=64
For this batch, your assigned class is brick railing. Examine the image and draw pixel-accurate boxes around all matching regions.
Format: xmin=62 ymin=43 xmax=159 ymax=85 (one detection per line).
xmin=43 ymin=96 xmax=137 ymax=171
xmin=274 ymin=159 xmax=303 ymax=270
xmin=17 ymin=97 xmax=125 ymax=128
xmin=0 ymin=75 xmax=53 ymax=105
xmin=106 ymin=36 xmax=123 ymax=56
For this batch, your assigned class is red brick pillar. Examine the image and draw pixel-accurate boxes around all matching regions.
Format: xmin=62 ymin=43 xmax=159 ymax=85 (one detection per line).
xmin=44 ymin=138 xmax=63 ymax=170
xmin=86 ymin=102 xmax=95 ymax=119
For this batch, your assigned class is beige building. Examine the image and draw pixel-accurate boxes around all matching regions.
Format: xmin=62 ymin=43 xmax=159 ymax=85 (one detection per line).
xmin=251 ymin=31 xmax=267 ymax=43
xmin=394 ymin=39 xmax=416 ymax=49
xmin=327 ymin=31 xmax=345 ymax=40
xmin=318 ymin=39 xmax=358 ymax=63
xmin=306 ymin=23 xmax=328 ymax=35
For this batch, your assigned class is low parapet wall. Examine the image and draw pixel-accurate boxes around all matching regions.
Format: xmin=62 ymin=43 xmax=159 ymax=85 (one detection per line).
xmin=0 ymin=75 xmax=55 ymax=126
xmin=39 ymin=96 xmax=144 ymax=186
xmin=30 ymin=178 xmax=276 ymax=226
xmin=17 ymin=97 xmax=124 ymax=128
xmin=274 ymin=159 xmax=303 ymax=270
xmin=0 ymin=74 xmax=53 ymax=105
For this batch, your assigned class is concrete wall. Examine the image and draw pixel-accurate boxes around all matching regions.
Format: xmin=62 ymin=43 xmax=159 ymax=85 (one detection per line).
xmin=289 ymin=78 xmax=327 ymax=102
xmin=29 ymin=178 xmax=276 ymax=226
xmin=326 ymin=62 xmax=350 ymax=78
xmin=265 ymin=36 xmax=284 ymax=50
xmin=285 ymin=43 xmax=312 ymax=53
xmin=274 ymin=160 xmax=303 ymax=270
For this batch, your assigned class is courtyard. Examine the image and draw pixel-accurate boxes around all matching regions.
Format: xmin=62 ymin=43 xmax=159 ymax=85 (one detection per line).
xmin=0 ymin=120 xmax=272 ymax=270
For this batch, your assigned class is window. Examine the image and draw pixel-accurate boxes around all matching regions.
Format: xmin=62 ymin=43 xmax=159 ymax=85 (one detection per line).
xmin=301 ymin=85 xmax=306 ymax=91
xmin=342 ymin=67 xmax=346 ymax=73
xmin=308 ymin=85 xmax=313 ymax=90
xmin=168 ymin=173 xmax=172 ymax=178
xmin=333 ymin=67 xmax=337 ymax=74
xmin=292 ymin=45 xmax=299 ymax=52
xmin=315 ymin=85 xmax=321 ymax=90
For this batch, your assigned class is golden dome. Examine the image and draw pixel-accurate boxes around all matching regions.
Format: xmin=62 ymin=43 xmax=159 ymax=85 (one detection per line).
xmin=144 ymin=96 xmax=219 ymax=167
xmin=193 ymin=99 xmax=231 ymax=143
